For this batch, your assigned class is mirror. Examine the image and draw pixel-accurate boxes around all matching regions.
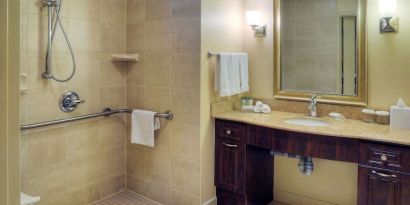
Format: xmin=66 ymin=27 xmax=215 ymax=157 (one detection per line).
xmin=274 ymin=0 xmax=367 ymax=106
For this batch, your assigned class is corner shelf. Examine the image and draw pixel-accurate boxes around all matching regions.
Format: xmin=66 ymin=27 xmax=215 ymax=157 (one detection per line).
xmin=111 ymin=54 xmax=139 ymax=62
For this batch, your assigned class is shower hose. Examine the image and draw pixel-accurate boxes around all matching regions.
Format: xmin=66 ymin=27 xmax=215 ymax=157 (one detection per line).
xmin=45 ymin=0 xmax=77 ymax=82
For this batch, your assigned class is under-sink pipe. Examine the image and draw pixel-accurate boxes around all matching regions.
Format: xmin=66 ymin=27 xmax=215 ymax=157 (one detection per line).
xmin=271 ymin=151 xmax=314 ymax=176
xmin=298 ymin=157 xmax=314 ymax=176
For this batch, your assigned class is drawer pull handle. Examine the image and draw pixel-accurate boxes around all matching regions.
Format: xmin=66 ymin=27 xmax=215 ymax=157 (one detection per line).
xmin=380 ymin=155 xmax=388 ymax=161
xmin=226 ymin=130 xmax=232 ymax=135
xmin=223 ymin=142 xmax=238 ymax=148
xmin=372 ymin=170 xmax=397 ymax=178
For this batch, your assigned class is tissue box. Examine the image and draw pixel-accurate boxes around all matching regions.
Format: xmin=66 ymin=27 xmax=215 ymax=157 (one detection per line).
xmin=390 ymin=106 xmax=410 ymax=129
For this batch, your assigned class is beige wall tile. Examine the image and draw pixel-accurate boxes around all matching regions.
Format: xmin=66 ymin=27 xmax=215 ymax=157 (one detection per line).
xmin=171 ymin=88 xmax=200 ymax=124
xmin=126 ymin=145 xmax=145 ymax=178
xmin=146 ymin=0 xmax=172 ymax=20
xmin=127 ymin=0 xmax=145 ymax=23
xmin=171 ymin=53 xmax=200 ymax=89
xmin=101 ymin=0 xmax=126 ymax=25
xmin=68 ymin=0 xmax=100 ymax=20
xmin=145 ymin=181 xmax=171 ymax=204
xmin=126 ymin=80 xmax=144 ymax=109
xmin=126 ymin=174 xmax=146 ymax=195
xmin=101 ymin=23 xmax=126 ymax=53
xmin=145 ymin=53 xmax=171 ymax=87
xmin=146 ymin=33 xmax=171 ymax=54
xmin=171 ymin=190 xmax=200 ymax=205
xmin=126 ymin=54 xmax=145 ymax=83
xmin=171 ymin=18 xmax=200 ymax=53
xmin=171 ymin=122 xmax=200 ymax=162
xmin=172 ymin=0 xmax=201 ymax=18
xmin=143 ymin=86 xmax=171 ymax=112
xmin=21 ymin=163 xmax=66 ymax=200
xmin=145 ymin=149 xmax=171 ymax=185
xmin=100 ymin=86 xmax=126 ymax=109
xmin=65 ymin=183 xmax=101 ymax=205
xmin=171 ymin=157 xmax=200 ymax=196
xmin=126 ymin=23 xmax=146 ymax=53
xmin=99 ymin=175 xmax=126 ymax=198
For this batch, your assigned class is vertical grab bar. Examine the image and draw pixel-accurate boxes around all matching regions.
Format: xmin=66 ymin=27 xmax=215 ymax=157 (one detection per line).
xmin=43 ymin=4 xmax=53 ymax=79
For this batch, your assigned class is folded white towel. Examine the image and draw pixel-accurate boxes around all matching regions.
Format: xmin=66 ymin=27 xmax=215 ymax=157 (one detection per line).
xmin=131 ymin=110 xmax=160 ymax=147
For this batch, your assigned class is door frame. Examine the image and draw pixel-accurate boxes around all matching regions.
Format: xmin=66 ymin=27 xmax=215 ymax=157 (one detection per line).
xmin=0 ymin=0 xmax=20 ymax=204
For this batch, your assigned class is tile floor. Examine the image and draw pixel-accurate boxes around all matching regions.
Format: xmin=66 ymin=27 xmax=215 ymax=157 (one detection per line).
xmin=92 ymin=190 xmax=289 ymax=205
xmin=91 ymin=191 xmax=161 ymax=205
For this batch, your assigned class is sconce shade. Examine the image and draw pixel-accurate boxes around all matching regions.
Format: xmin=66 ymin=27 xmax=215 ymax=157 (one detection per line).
xmin=246 ymin=11 xmax=262 ymax=26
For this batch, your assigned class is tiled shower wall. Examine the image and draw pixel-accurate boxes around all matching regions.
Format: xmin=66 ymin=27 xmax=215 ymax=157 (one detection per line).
xmin=125 ymin=0 xmax=201 ymax=204
xmin=20 ymin=0 xmax=127 ymax=204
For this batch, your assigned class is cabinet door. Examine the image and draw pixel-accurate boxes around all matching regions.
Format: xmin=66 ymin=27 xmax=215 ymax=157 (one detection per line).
xmin=358 ymin=167 xmax=410 ymax=205
xmin=215 ymin=139 xmax=245 ymax=194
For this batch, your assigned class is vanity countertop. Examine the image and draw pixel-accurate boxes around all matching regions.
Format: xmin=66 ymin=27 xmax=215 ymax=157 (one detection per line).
xmin=213 ymin=110 xmax=410 ymax=146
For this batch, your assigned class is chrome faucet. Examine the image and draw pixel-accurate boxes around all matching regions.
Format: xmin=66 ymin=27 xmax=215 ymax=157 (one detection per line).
xmin=309 ymin=94 xmax=318 ymax=117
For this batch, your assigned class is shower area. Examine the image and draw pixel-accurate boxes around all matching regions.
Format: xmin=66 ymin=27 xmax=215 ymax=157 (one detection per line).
xmin=19 ymin=0 xmax=201 ymax=204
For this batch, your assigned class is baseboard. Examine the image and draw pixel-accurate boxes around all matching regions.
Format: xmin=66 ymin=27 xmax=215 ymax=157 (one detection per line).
xmin=202 ymin=197 xmax=217 ymax=205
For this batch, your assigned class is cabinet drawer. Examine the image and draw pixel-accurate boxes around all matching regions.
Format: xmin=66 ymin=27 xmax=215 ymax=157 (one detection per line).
xmin=215 ymin=139 xmax=245 ymax=194
xmin=359 ymin=142 xmax=410 ymax=172
xmin=215 ymin=120 xmax=246 ymax=142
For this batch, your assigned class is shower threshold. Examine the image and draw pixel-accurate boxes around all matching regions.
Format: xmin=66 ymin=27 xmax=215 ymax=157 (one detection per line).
xmin=91 ymin=190 xmax=161 ymax=205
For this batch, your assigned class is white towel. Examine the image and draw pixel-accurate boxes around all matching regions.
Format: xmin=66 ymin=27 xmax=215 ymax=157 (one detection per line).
xmin=231 ymin=53 xmax=248 ymax=94
xmin=214 ymin=53 xmax=233 ymax=97
xmin=238 ymin=53 xmax=249 ymax=92
xmin=131 ymin=110 xmax=160 ymax=147
xmin=214 ymin=53 xmax=249 ymax=97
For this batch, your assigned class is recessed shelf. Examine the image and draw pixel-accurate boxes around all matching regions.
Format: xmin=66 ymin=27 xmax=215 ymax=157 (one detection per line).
xmin=111 ymin=54 xmax=139 ymax=62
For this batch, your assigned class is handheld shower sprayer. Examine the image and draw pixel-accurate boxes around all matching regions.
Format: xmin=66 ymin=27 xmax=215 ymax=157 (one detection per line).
xmin=42 ymin=0 xmax=77 ymax=82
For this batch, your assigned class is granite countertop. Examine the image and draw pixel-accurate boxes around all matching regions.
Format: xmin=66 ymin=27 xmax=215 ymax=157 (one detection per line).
xmin=213 ymin=110 xmax=410 ymax=146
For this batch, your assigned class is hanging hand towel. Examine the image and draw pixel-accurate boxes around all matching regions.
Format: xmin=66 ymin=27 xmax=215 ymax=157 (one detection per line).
xmin=215 ymin=53 xmax=235 ymax=97
xmin=230 ymin=54 xmax=242 ymax=95
xmin=236 ymin=53 xmax=249 ymax=92
xmin=131 ymin=110 xmax=160 ymax=147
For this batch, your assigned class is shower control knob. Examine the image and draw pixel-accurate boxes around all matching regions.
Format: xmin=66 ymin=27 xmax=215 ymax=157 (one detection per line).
xmin=59 ymin=91 xmax=85 ymax=112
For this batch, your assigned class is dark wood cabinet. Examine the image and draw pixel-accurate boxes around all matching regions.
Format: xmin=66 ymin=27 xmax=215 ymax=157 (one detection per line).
xmin=214 ymin=119 xmax=410 ymax=205
xmin=215 ymin=138 xmax=245 ymax=194
xmin=358 ymin=166 xmax=410 ymax=205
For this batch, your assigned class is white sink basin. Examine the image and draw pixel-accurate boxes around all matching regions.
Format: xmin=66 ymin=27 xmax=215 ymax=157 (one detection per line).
xmin=284 ymin=118 xmax=331 ymax=127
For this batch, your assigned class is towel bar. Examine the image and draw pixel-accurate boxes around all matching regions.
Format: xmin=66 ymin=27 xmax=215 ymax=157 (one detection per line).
xmin=20 ymin=108 xmax=173 ymax=130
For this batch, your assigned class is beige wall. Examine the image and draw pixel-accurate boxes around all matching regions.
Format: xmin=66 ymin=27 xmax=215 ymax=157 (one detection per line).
xmin=1 ymin=0 xmax=21 ymax=204
xmin=125 ymin=0 xmax=202 ymax=204
xmin=241 ymin=0 xmax=410 ymax=204
xmin=20 ymin=0 xmax=127 ymax=204
xmin=200 ymin=0 xmax=243 ymax=204
xmin=247 ymin=0 xmax=410 ymax=109
xmin=367 ymin=0 xmax=410 ymax=108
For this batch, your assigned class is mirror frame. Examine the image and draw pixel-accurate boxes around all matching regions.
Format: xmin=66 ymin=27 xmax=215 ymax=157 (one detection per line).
xmin=273 ymin=0 xmax=367 ymax=106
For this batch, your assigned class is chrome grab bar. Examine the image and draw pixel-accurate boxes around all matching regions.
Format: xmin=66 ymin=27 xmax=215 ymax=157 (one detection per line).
xmin=20 ymin=108 xmax=173 ymax=130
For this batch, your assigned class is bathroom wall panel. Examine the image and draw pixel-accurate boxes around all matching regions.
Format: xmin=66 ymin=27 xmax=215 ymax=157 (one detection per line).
xmin=20 ymin=0 xmax=127 ymax=204
xmin=125 ymin=0 xmax=201 ymax=204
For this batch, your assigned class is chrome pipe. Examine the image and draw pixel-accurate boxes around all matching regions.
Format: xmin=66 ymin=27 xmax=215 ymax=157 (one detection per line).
xmin=20 ymin=108 xmax=173 ymax=130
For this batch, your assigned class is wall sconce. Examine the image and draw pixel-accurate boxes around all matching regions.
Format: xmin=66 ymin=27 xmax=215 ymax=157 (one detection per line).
xmin=379 ymin=0 xmax=398 ymax=33
xmin=246 ymin=11 xmax=266 ymax=37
